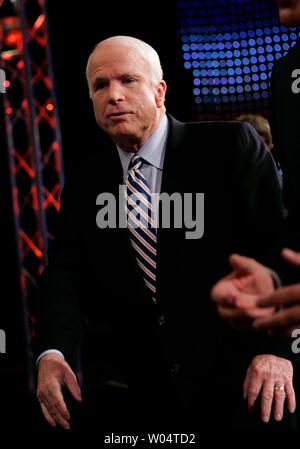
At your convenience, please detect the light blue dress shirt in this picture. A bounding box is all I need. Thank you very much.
[117,114,169,194]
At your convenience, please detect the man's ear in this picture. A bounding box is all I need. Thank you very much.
[155,80,167,108]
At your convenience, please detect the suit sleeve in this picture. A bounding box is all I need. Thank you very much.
[230,121,285,262]
[33,169,84,368]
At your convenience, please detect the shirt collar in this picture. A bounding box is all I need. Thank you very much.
[117,114,169,175]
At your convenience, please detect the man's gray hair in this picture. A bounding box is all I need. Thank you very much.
[86,35,164,85]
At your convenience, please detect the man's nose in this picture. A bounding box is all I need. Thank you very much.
[108,82,125,104]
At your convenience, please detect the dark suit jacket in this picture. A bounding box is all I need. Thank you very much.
[34,115,296,430]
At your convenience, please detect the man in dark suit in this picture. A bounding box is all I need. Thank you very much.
[34,35,297,434]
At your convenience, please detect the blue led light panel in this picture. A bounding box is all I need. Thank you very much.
[178,0,300,118]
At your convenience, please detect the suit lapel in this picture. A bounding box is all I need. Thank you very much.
[160,115,187,195]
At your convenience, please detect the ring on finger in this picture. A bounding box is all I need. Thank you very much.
[274,385,285,392]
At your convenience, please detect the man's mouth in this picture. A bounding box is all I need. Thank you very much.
[108,112,132,118]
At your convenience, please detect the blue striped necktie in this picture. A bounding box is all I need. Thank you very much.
[125,154,157,302]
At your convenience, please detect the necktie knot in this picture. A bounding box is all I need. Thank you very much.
[128,154,143,172]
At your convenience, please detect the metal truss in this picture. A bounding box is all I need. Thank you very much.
[0,0,64,373]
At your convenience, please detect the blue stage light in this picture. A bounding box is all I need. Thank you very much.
[178,0,300,116]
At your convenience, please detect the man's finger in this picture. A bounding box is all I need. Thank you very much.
[285,382,296,414]
[247,375,263,413]
[253,306,300,331]
[229,254,259,276]
[47,404,71,429]
[64,370,82,402]
[210,284,236,305]
[44,384,71,421]
[37,381,72,425]
[52,398,70,421]
[38,387,71,429]
[260,380,274,423]
[243,366,251,400]
[39,401,56,427]
[257,284,300,308]
[273,384,286,421]
[282,248,300,267]
[210,277,237,304]
[42,385,71,429]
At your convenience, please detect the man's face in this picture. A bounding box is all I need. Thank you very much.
[86,44,166,151]
[276,0,300,26]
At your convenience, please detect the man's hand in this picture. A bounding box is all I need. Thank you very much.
[36,353,82,429]
[254,249,300,337]
[243,354,296,423]
[210,254,275,329]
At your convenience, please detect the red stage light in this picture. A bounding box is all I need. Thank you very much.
[5,29,23,51]
[33,14,45,31]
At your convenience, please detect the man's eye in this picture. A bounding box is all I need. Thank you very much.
[94,82,106,91]
[124,78,135,84]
